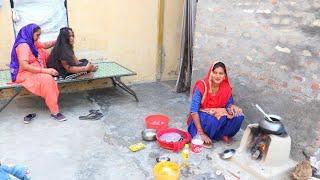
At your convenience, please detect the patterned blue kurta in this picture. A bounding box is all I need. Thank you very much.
[188,89,244,141]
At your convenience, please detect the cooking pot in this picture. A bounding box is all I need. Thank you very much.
[258,114,286,135]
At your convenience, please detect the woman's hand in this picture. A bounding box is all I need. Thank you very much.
[199,133,212,144]
[43,68,58,76]
[42,40,56,49]
[228,105,243,117]
[92,65,98,72]
[201,108,233,119]
[200,108,217,115]
[214,108,233,119]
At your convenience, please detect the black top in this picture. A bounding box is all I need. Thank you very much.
[48,58,88,78]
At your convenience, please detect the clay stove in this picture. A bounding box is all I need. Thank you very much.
[231,124,296,179]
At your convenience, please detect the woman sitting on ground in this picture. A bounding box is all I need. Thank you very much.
[187,61,244,145]
[47,27,97,78]
[10,23,67,122]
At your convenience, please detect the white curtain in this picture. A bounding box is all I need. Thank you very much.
[12,0,68,41]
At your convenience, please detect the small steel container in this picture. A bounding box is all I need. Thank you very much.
[141,129,157,141]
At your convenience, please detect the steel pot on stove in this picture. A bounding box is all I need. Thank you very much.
[258,114,286,135]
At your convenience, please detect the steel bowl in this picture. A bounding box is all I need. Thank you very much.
[219,149,236,160]
[156,155,171,162]
[142,129,157,141]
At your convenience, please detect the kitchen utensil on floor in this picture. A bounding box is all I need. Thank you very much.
[154,161,180,180]
[220,149,236,160]
[145,114,170,130]
[160,132,182,142]
[156,128,191,152]
[191,139,204,153]
[142,129,157,141]
[156,155,171,163]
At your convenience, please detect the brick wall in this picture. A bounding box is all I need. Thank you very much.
[192,0,320,160]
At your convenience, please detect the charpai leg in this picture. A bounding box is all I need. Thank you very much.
[111,77,116,87]
[0,87,22,112]
[112,77,139,102]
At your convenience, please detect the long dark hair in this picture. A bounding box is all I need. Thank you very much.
[47,27,75,69]
[212,61,227,75]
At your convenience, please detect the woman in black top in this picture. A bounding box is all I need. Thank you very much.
[47,27,97,78]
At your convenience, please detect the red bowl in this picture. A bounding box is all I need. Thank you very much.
[145,114,169,130]
[156,128,191,152]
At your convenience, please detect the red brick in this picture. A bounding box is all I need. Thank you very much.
[293,75,304,82]
[292,87,302,93]
[267,79,283,88]
[282,82,288,88]
[311,82,320,91]
[267,79,275,87]
[293,95,303,102]
[268,79,275,84]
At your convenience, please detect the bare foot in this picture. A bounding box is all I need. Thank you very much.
[223,136,233,145]
[203,141,213,149]
[92,66,98,72]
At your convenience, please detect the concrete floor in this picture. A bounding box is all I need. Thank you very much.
[0,81,289,180]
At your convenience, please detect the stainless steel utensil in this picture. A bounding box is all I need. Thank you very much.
[141,129,157,141]
[259,114,285,135]
[219,149,236,160]
[255,104,273,122]
[156,155,170,162]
